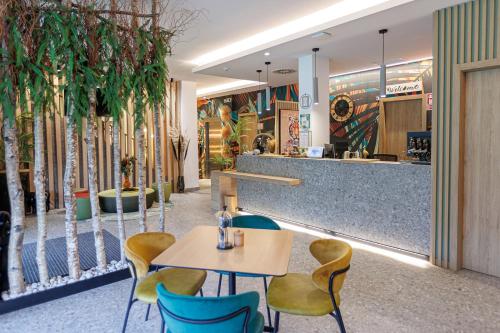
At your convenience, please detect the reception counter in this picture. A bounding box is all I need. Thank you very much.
[212,155,431,256]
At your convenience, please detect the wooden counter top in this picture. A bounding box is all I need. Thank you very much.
[213,170,301,186]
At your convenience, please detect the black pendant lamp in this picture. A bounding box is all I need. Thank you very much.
[312,47,319,105]
[265,61,271,111]
[256,69,263,115]
[379,29,388,98]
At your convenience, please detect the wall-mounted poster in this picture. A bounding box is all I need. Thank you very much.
[279,109,299,154]
[299,114,310,130]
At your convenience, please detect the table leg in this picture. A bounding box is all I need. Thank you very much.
[228,272,236,295]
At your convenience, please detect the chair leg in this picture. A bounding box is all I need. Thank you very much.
[145,304,151,321]
[160,318,165,333]
[263,277,272,327]
[199,288,204,297]
[273,311,280,333]
[122,279,138,333]
[332,308,346,333]
[217,273,223,297]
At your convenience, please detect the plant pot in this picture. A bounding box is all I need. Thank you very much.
[152,182,172,203]
[177,176,185,193]
[123,176,131,189]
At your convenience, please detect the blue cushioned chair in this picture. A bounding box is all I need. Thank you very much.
[157,283,265,333]
[216,215,280,326]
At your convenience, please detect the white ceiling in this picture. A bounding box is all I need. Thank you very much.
[164,0,343,89]
[164,0,466,95]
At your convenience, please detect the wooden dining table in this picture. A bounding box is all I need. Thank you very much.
[152,225,294,296]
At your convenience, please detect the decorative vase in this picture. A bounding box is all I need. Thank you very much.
[177,176,185,193]
[123,175,131,189]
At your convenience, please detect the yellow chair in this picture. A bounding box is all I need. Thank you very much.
[122,232,207,333]
[266,239,352,333]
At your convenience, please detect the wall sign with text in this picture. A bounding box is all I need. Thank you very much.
[386,81,423,96]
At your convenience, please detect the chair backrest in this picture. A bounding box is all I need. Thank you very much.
[157,283,260,333]
[310,239,352,294]
[124,232,176,279]
[232,215,280,230]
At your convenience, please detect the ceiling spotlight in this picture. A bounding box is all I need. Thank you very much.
[311,31,332,40]
[223,67,230,71]
[264,52,270,56]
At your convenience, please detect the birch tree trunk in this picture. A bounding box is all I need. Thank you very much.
[3,117,26,295]
[86,90,106,270]
[113,119,126,262]
[33,108,49,285]
[151,0,165,232]
[153,105,165,231]
[64,104,80,280]
[136,124,147,232]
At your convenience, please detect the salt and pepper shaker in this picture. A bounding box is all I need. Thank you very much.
[216,206,233,250]
[234,229,244,247]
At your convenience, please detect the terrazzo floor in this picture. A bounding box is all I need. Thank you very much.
[1,181,500,333]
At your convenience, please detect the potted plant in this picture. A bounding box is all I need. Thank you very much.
[210,156,234,171]
[120,156,136,190]
[225,118,248,169]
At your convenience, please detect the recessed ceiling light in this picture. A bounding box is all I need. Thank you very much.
[311,31,332,40]
[264,52,270,56]
[223,67,230,71]
[272,69,296,75]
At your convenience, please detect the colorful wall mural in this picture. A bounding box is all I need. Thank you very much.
[197,83,299,134]
[329,59,433,154]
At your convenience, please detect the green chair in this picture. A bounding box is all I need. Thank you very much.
[216,215,280,327]
[266,239,352,333]
[156,283,265,333]
[122,232,207,333]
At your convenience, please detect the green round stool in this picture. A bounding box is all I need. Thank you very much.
[152,182,172,203]
[98,188,155,213]
[75,189,92,220]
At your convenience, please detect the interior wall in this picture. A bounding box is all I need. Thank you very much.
[329,60,433,155]
[179,81,200,190]
[432,0,500,269]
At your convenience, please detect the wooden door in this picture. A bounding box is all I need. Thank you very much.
[383,99,423,157]
[462,68,500,277]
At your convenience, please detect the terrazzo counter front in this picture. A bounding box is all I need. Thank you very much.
[212,155,431,256]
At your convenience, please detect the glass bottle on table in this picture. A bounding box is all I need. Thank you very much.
[216,206,233,250]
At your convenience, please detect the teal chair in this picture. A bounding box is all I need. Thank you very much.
[216,215,280,327]
[157,283,265,333]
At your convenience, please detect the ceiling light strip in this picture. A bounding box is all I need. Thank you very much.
[330,56,433,78]
[192,0,415,70]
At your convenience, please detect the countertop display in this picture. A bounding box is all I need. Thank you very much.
[212,155,431,256]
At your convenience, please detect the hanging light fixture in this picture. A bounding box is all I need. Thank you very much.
[256,69,263,115]
[312,47,320,105]
[379,29,388,98]
[265,61,271,111]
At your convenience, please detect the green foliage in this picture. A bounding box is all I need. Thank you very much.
[210,156,233,171]
[0,1,175,137]
[226,117,248,147]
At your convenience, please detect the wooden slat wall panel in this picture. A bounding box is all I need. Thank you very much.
[0,81,179,209]
[432,0,499,269]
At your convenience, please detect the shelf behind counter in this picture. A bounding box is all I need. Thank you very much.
[211,154,431,256]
